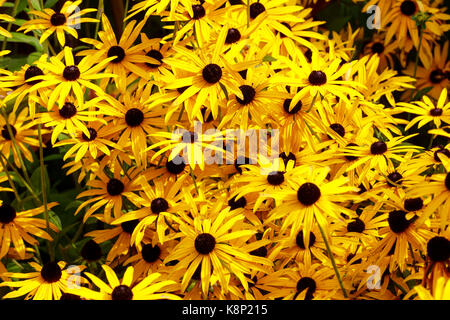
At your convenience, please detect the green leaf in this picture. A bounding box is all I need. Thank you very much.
[29,0,42,10]
[262,55,277,62]
[45,0,60,8]
[412,87,433,101]
[27,51,42,65]
[0,56,28,71]
[0,32,43,51]
[30,165,50,197]
[48,210,62,230]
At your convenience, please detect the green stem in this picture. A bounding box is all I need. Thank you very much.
[0,153,40,203]
[94,0,104,40]
[37,123,54,261]
[1,0,20,52]
[177,103,185,122]
[190,167,199,195]
[317,223,348,298]
[123,0,130,26]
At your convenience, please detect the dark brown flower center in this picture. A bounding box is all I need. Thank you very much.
[280,152,296,166]
[81,128,97,141]
[166,156,186,174]
[296,231,316,249]
[404,197,423,212]
[202,64,222,84]
[59,102,77,119]
[434,147,450,162]
[427,236,450,262]
[267,171,285,186]
[250,2,265,19]
[63,65,80,81]
[445,172,450,191]
[1,124,17,140]
[329,123,345,137]
[387,171,403,187]
[347,218,365,233]
[81,240,102,262]
[236,85,256,105]
[283,99,302,114]
[24,66,44,85]
[142,244,161,263]
[191,4,206,19]
[0,203,16,224]
[195,233,216,254]
[297,183,321,206]
[121,219,139,234]
[400,1,417,16]
[40,262,62,283]
[225,28,241,44]
[371,42,384,54]
[344,143,358,161]
[50,13,67,26]
[429,69,445,84]
[388,210,411,234]
[112,285,133,300]
[370,141,387,155]
[151,198,169,214]
[308,71,327,85]
[228,195,247,210]
[146,49,163,68]
[107,178,124,196]
[182,131,198,143]
[125,108,144,127]
[429,108,443,117]
[296,277,316,300]
[107,46,126,63]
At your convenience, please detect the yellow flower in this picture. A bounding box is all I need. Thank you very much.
[18,0,98,46]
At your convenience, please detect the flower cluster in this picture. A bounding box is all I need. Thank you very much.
[0,0,449,300]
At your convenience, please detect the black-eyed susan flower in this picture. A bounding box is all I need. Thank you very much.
[148,124,226,170]
[31,46,115,108]
[18,0,98,47]
[0,55,51,116]
[273,52,364,105]
[412,41,449,99]
[0,201,58,259]
[219,64,283,130]
[267,261,341,300]
[398,88,450,130]
[0,261,84,300]
[342,134,422,176]
[112,175,189,244]
[53,119,120,162]
[68,265,180,300]
[267,165,358,244]
[99,85,168,167]
[0,108,43,168]
[79,14,159,90]
[164,198,271,297]
[162,40,245,120]
[36,95,103,145]
[75,164,141,223]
